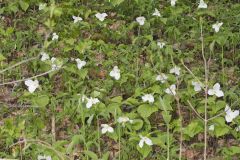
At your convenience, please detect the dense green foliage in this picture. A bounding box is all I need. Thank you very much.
[0,0,240,159]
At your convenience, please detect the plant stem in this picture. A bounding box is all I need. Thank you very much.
[200,19,208,160]
[97,115,101,157]
[176,77,182,160]
[79,98,88,160]
[118,125,121,160]
[167,124,170,160]
[221,46,224,83]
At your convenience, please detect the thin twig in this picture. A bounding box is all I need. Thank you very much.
[0,70,54,86]
[0,56,39,74]
[187,100,205,121]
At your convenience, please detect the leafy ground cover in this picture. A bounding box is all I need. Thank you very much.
[0,0,240,159]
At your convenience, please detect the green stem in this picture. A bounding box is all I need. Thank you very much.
[221,46,224,83]
[167,124,170,160]
[79,98,88,160]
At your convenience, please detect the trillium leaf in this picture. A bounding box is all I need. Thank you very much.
[32,95,49,107]
[132,119,143,130]
[137,104,158,118]
[19,1,29,11]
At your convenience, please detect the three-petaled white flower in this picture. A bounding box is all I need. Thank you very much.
[40,52,49,61]
[157,42,166,48]
[95,13,108,21]
[25,79,39,93]
[209,125,215,131]
[39,3,47,11]
[51,57,61,70]
[52,32,59,41]
[142,94,154,103]
[75,58,86,70]
[165,84,176,95]
[139,135,153,148]
[192,81,203,92]
[225,105,239,123]
[118,117,133,124]
[136,16,146,26]
[72,16,83,23]
[198,0,207,9]
[152,8,161,17]
[85,97,100,109]
[170,66,180,76]
[170,0,177,6]
[38,155,51,160]
[212,22,223,33]
[207,83,224,97]
[156,73,168,83]
[101,124,114,134]
[110,66,120,80]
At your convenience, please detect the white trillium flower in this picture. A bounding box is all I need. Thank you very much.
[165,84,176,95]
[142,94,154,103]
[192,81,203,92]
[40,52,49,61]
[38,155,52,160]
[86,97,100,109]
[209,125,215,131]
[52,32,59,41]
[152,8,161,17]
[198,0,207,9]
[25,79,39,93]
[156,73,168,83]
[51,57,61,70]
[136,16,146,26]
[75,58,86,70]
[72,16,83,23]
[118,117,133,124]
[95,13,108,21]
[110,66,120,80]
[170,66,180,76]
[38,155,51,160]
[101,124,114,134]
[139,135,153,148]
[207,83,224,97]
[157,42,166,48]
[39,3,47,11]
[212,22,223,33]
[225,105,239,123]
[170,0,177,6]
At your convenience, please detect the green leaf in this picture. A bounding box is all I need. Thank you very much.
[132,119,143,130]
[84,150,98,160]
[32,95,49,107]
[183,120,203,138]
[19,1,29,11]
[137,104,158,118]
[0,54,6,61]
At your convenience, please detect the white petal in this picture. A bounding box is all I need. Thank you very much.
[101,127,108,134]
[225,114,233,123]
[207,89,215,95]
[107,127,114,133]
[215,90,224,97]
[145,138,153,146]
[139,139,144,148]
[213,83,221,90]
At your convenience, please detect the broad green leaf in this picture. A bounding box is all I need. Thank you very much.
[137,104,158,118]
[19,1,29,11]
